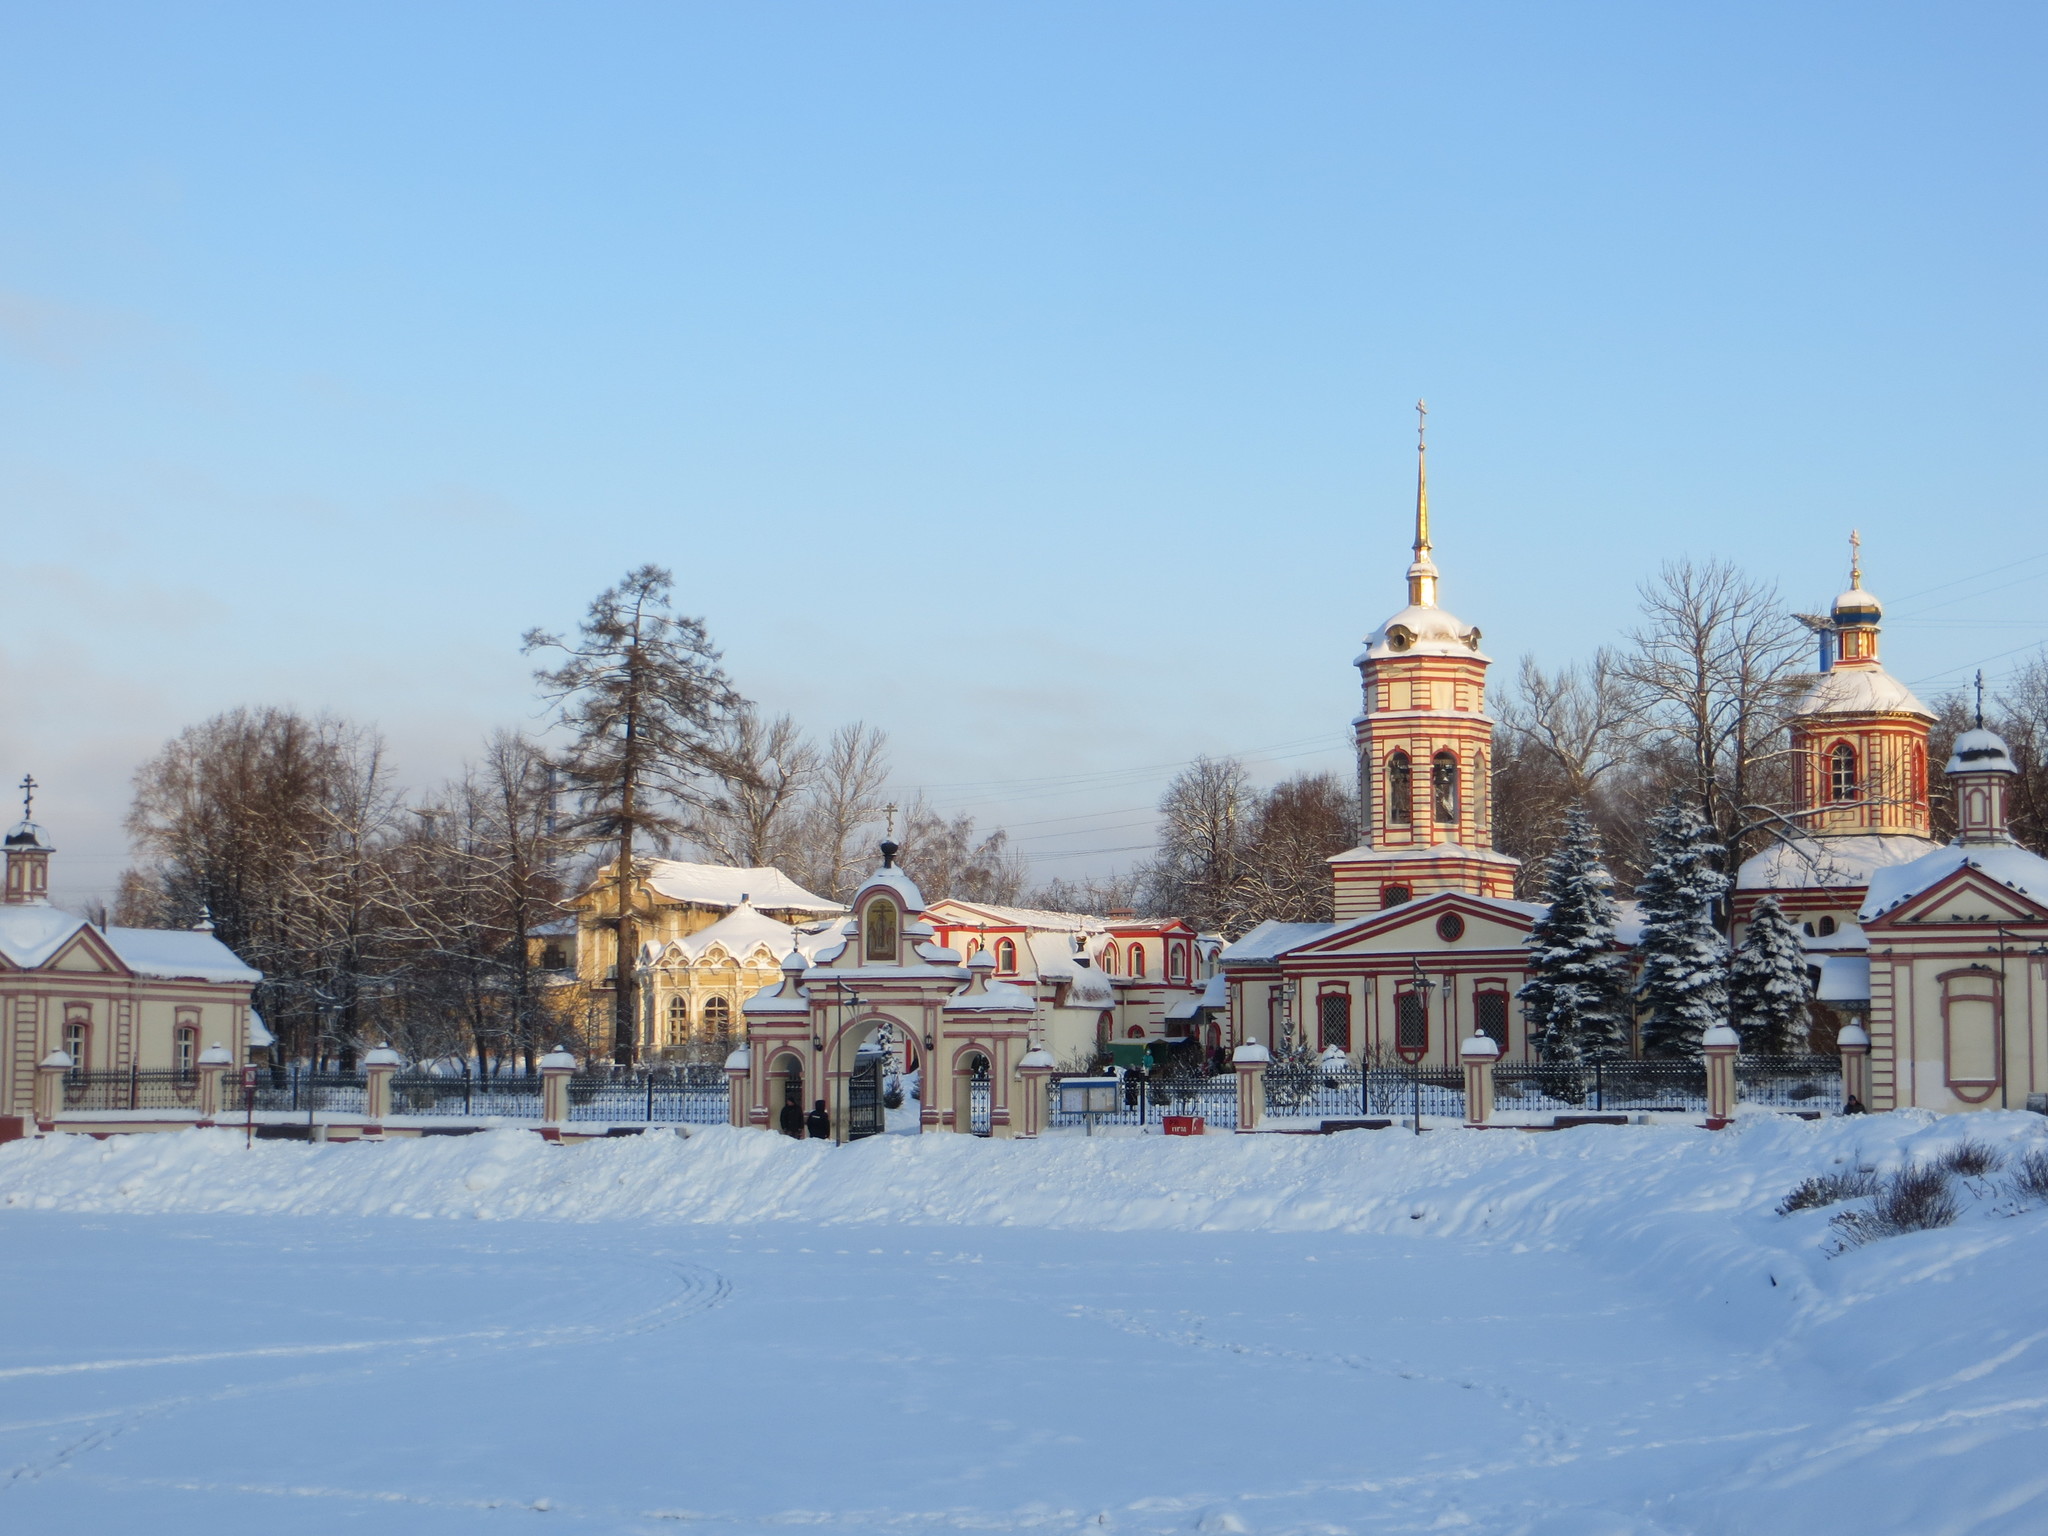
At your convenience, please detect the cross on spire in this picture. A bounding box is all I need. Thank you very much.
[1975,669,1986,731]
[1849,528,1863,589]
[18,773,35,823]
[1413,399,1431,557]
[884,801,898,839]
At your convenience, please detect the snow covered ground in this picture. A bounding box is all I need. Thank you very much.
[4,1112,2048,1534]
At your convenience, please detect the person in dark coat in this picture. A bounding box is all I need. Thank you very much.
[805,1099,831,1140]
[779,1098,804,1137]
[1842,1094,1867,1115]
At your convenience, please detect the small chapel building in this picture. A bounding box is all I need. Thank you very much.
[0,807,263,1125]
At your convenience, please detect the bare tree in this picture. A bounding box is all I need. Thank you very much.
[1493,652,1639,897]
[692,706,819,868]
[1024,872,1144,916]
[525,566,742,1064]
[1140,756,1255,935]
[1235,771,1358,923]
[788,722,891,900]
[897,796,1025,905]
[1613,560,1811,869]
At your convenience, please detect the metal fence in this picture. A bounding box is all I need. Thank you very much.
[1264,1064,1466,1122]
[1047,1072,1241,1130]
[566,1068,729,1125]
[1491,1055,1842,1115]
[59,1068,202,1111]
[1736,1055,1842,1109]
[249,1070,369,1116]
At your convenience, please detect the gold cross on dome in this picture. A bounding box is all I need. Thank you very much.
[1849,528,1862,587]
[18,773,34,821]
[1416,398,1427,451]
[884,802,898,839]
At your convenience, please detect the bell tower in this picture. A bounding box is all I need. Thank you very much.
[1332,406,1517,919]
[3,774,52,907]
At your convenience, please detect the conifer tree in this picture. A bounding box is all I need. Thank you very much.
[1728,894,1811,1054]
[1633,792,1730,1057]
[1518,804,1631,1062]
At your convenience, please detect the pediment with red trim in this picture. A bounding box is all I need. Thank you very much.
[1287,890,1541,959]
[1862,862,2048,931]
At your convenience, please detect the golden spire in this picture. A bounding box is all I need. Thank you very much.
[1406,399,1439,607]
[1849,527,1862,589]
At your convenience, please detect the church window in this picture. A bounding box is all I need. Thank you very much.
[1317,992,1351,1052]
[1941,971,2001,1093]
[667,996,688,1036]
[1395,988,1428,1061]
[1128,944,1145,978]
[1101,943,1119,974]
[1386,752,1412,824]
[1817,916,1837,936]
[1436,912,1465,942]
[1168,945,1187,982]
[63,1018,88,1070]
[174,1026,197,1075]
[1433,751,1459,823]
[1830,743,1858,802]
[864,899,898,961]
[1474,752,1489,833]
[1475,989,1510,1050]
[541,944,566,971]
[995,938,1018,973]
[1382,884,1411,908]
[703,995,732,1035]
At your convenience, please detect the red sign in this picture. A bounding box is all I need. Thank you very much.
[1162,1115,1204,1136]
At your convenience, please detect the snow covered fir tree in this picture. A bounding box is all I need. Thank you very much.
[1517,805,1630,1063]
[1727,895,1813,1054]
[1632,794,1731,1058]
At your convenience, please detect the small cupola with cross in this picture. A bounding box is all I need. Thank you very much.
[4,774,54,906]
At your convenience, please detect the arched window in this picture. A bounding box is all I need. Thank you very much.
[1433,751,1459,823]
[174,1026,198,1075]
[1395,988,1428,1061]
[964,938,982,960]
[1127,944,1145,978]
[995,938,1017,973]
[63,1018,88,1070]
[1317,992,1351,1052]
[1817,916,1838,937]
[703,995,732,1034]
[667,995,689,1036]
[1101,943,1119,973]
[1167,945,1187,982]
[1474,988,1509,1050]
[864,899,899,961]
[1386,751,1412,824]
[1830,742,1858,802]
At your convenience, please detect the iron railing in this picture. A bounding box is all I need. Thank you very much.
[1264,1063,1466,1121]
[1736,1055,1842,1109]
[59,1068,201,1111]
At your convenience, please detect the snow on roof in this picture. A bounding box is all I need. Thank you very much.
[1326,842,1521,868]
[1817,955,1870,1004]
[1792,664,1930,720]
[641,860,846,915]
[103,926,262,984]
[0,905,90,969]
[1022,932,1116,1005]
[1737,833,1942,893]
[945,977,1037,1013]
[1357,603,1490,663]
[855,865,927,913]
[1219,920,1340,964]
[1165,972,1229,1020]
[926,899,1095,932]
[248,1009,276,1048]
[671,900,795,962]
[1948,728,2018,776]
[1860,842,2048,922]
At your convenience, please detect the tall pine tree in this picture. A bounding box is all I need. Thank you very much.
[1728,894,1812,1054]
[1518,805,1631,1063]
[1633,792,1730,1058]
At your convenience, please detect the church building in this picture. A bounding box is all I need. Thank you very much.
[1221,411,1544,1067]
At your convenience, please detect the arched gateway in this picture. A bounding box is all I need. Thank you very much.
[738,843,1041,1141]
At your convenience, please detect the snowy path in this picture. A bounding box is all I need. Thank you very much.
[4,1115,2048,1532]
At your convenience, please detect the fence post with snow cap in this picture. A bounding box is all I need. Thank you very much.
[1836,1022,1870,1110]
[1232,1041,1269,1134]
[724,1045,751,1129]
[34,1049,71,1130]
[1461,1033,1500,1126]
[361,1045,402,1130]
[196,1043,233,1124]
[539,1046,577,1132]
[1702,1024,1739,1128]
[1015,1048,1054,1138]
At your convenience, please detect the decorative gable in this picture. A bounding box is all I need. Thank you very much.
[48,929,127,975]
[1290,892,1536,958]
[1866,866,2048,930]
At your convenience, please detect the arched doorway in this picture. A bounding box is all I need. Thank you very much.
[848,1035,889,1141]
[770,1051,806,1137]
[953,1050,992,1137]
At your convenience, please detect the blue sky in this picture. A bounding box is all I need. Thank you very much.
[2,1,2043,903]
